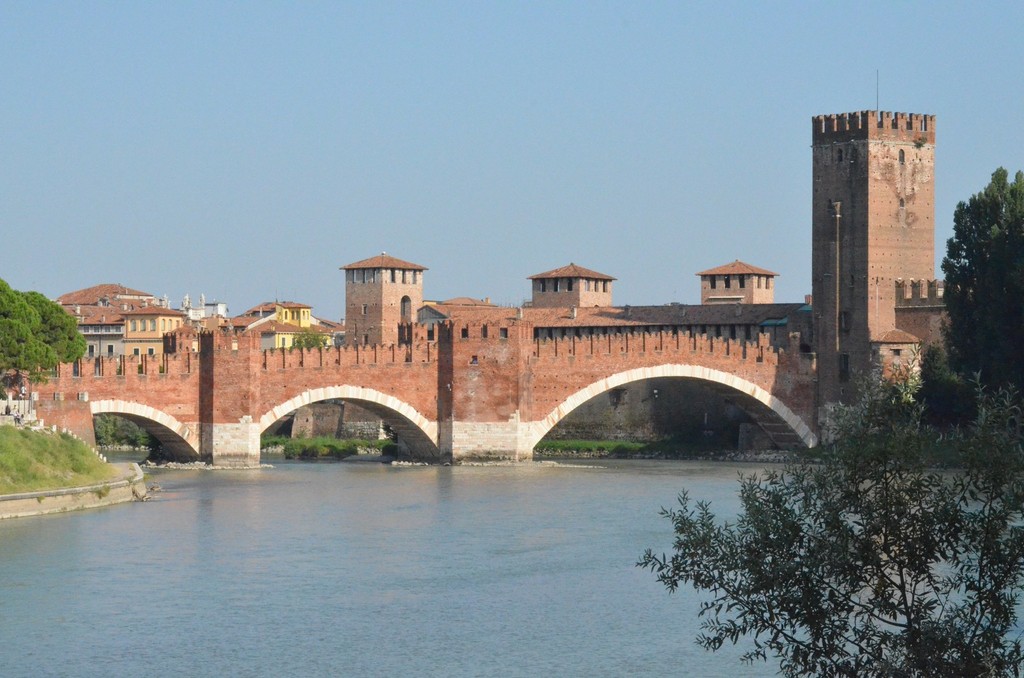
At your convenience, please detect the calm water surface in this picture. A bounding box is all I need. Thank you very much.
[0,458,779,677]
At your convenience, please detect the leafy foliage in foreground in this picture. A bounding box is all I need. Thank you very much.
[639,376,1024,677]
[0,425,118,493]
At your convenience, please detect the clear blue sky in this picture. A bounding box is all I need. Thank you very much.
[3,2,1022,321]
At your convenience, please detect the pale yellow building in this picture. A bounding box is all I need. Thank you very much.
[122,307,187,357]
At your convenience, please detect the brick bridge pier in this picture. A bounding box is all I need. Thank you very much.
[34,321,817,466]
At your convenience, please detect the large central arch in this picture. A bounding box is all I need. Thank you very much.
[526,365,817,451]
[257,385,439,459]
[90,399,200,459]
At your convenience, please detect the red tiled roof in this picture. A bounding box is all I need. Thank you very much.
[119,306,186,317]
[696,260,779,277]
[439,297,495,306]
[342,253,428,271]
[528,263,615,281]
[876,329,921,344]
[435,302,806,329]
[57,283,153,305]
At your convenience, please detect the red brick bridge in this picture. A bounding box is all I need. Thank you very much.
[33,320,817,466]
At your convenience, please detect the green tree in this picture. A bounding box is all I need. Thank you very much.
[640,375,1024,677]
[1,278,86,383]
[942,168,1024,390]
[917,343,975,429]
[292,329,329,349]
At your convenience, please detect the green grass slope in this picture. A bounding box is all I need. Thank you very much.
[0,425,120,494]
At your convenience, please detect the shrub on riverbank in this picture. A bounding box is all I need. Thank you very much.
[262,435,398,460]
[0,425,119,494]
[534,433,752,459]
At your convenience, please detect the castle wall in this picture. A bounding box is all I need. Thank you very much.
[345,270,423,346]
[812,111,935,404]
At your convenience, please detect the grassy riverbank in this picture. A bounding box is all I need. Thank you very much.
[534,435,756,459]
[261,435,399,460]
[0,425,120,494]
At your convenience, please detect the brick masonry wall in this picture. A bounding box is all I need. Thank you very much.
[812,111,935,405]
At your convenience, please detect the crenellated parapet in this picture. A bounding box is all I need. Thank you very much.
[894,279,945,306]
[532,329,781,364]
[812,110,935,145]
[258,341,437,369]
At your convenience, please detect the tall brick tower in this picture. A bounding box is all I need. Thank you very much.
[342,253,427,346]
[811,111,936,405]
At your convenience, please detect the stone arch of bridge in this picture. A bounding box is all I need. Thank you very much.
[90,399,200,460]
[257,386,440,460]
[526,365,818,450]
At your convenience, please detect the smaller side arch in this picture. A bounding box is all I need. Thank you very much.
[90,399,200,458]
[526,365,817,451]
[258,385,439,456]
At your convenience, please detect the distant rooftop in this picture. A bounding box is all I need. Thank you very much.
[528,263,616,281]
[696,260,778,277]
[341,252,428,271]
[57,283,154,306]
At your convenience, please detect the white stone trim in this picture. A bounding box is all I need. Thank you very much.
[525,364,817,449]
[257,386,438,445]
[90,399,200,453]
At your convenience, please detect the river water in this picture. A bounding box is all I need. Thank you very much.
[0,458,779,677]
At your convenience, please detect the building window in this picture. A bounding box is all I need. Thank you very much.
[739,276,745,289]
[461,327,469,339]
[839,353,850,381]
[554,279,560,292]
[500,328,508,339]
[148,348,155,356]
[133,348,140,356]
[724,275,731,289]
[481,325,488,338]
[130,320,137,332]
[899,149,905,164]
[150,319,156,331]
[710,276,717,290]
[361,304,368,315]
[585,280,591,291]
[107,345,114,356]
[899,198,905,209]
[837,148,843,163]
[427,327,435,341]
[402,270,407,284]
[567,279,574,292]
[391,269,396,283]
[602,281,608,292]
[88,345,95,356]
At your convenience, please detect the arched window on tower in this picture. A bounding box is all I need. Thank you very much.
[899,149,906,165]
[837,148,843,163]
[899,198,905,209]
[401,296,412,322]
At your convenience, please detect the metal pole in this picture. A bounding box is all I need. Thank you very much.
[831,201,842,354]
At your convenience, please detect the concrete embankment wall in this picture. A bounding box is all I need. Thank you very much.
[0,463,147,520]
